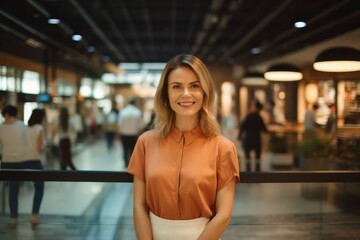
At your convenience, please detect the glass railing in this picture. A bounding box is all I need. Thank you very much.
[0,170,359,240]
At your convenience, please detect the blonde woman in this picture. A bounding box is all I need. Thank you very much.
[127,54,240,239]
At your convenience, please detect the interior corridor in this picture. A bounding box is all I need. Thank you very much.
[0,137,359,239]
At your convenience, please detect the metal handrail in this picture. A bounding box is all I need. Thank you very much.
[0,170,359,183]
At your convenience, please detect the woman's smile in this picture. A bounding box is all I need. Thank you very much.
[168,67,204,119]
[178,101,196,107]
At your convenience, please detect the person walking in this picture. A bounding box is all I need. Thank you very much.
[53,107,77,170]
[304,103,319,139]
[238,100,268,172]
[127,54,240,240]
[104,107,118,151]
[117,97,142,167]
[325,103,336,136]
[0,105,44,229]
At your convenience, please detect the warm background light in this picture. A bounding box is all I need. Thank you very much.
[313,61,360,72]
[265,71,303,81]
[304,83,319,104]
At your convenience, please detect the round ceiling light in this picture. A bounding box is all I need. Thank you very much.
[241,72,268,86]
[264,64,303,81]
[313,47,360,72]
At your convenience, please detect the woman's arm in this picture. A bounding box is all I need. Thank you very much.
[198,179,236,240]
[37,128,45,153]
[133,176,153,240]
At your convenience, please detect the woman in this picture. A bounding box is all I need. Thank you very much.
[127,54,240,239]
[0,106,45,229]
[54,107,77,170]
[26,108,46,228]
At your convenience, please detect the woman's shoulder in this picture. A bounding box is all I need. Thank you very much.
[212,134,236,149]
[139,129,158,140]
[12,120,26,129]
[26,124,42,134]
[33,124,44,131]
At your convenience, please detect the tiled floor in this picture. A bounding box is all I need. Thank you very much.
[1,137,359,239]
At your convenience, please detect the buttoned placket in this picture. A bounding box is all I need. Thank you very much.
[176,133,185,217]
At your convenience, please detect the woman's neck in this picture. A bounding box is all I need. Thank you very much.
[174,115,199,132]
[5,117,17,124]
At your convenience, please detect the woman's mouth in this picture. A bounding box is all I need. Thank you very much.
[178,101,195,107]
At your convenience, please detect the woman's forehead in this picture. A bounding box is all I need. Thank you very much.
[168,67,198,83]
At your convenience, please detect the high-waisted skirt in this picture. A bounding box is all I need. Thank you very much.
[150,212,210,240]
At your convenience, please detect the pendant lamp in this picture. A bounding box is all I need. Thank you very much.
[264,63,303,81]
[313,47,360,72]
[241,72,268,86]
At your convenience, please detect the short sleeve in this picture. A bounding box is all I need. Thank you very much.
[217,137,240,190]
[127,135,146,182]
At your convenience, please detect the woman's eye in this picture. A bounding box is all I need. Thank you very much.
[191,83,200,89]
[172,85,181,89]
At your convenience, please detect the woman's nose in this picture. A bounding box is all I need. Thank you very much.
[182,87,191,96]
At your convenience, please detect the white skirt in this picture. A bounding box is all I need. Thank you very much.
[150,212,210,240]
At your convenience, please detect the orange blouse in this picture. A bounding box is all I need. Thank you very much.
[127,126,240,220]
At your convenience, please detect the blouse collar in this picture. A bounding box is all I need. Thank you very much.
[169,126,205,146]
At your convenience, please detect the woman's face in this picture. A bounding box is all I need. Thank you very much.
[167,67,204,119]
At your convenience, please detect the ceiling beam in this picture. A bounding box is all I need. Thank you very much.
[235,0,354,64]
[183,0,200,53]
[247,9,360,66]
[95,0,136,61]
[0,8,103,76]
[143,0,156,59]
[69,0,126,62]
[118,0,145,61]
[190,0,223,55]
[216,0,294,63]
[26,0,75,39]
[201,0,244,58]
[171,0,177,48]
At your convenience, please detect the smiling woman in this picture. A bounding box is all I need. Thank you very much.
[168,67,204,129]
[127,54,240,240]
[153,54,220,139]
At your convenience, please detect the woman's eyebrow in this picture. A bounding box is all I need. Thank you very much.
[169,81,182,85]
[169,80,200,85]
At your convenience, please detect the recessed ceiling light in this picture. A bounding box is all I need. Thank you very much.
[294,21,306,28]
[250,47,261,54]
[72,34,82,41]
[87,46,96,53]
[48,18,60,24]
[211,15,218,24]
[103,56,110,62]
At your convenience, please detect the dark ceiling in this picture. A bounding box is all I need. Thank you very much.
[1,0,360,72]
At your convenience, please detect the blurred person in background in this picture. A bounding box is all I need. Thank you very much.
[96,107,105,137]
[0,105,44,229]
[104,107,119,151]
[221,111,238,144]
[325,103,337,136]
[25,108,46,228]
[72,112,84,143]
[238,100,268,172]
[117,97,143,167]
[53,107,77,170]
[304,103,319,139]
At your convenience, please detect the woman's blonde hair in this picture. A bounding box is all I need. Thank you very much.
[154,54,220,138]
